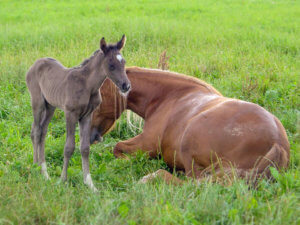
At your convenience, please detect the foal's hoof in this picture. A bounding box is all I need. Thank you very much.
[42,172,50,180]
[55,179,65,186]
[85,183,98,193]
[40,162,50,180]
[89,185,98,193]
[60,174,68,183]
[84,174,98,193]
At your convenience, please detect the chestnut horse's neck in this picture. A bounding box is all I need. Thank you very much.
[124,67,222,118]
[96,67,222,136]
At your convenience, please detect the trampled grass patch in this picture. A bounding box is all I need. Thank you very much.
[0,0,299,224]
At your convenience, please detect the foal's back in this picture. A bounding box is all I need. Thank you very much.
[27,57,67,81]
[26,57,76,109]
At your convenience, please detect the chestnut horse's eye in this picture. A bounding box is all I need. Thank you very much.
[109,64,115,71]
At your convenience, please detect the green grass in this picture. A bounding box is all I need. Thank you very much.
[0,0,299,224]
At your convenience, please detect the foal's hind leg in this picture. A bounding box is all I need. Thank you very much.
[30,93,46,164]
[79,115,97,192]
[38,103,56,179]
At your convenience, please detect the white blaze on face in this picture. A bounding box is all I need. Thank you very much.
[116,54,123,63]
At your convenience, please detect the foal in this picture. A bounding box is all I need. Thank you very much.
[26,35,130,191]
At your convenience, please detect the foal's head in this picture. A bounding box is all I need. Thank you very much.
[100,35,131,94]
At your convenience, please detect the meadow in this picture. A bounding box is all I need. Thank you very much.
[0,0,299,224]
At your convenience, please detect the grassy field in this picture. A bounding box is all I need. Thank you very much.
[0,0,299,224]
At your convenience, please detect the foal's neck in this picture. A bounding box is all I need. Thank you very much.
[81,51,106,93]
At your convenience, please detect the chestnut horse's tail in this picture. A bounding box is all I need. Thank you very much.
[202,143,290,184]
[249,143,289,179]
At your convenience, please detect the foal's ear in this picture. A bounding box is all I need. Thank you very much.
[100,37,108,54]
[117,34,126,50]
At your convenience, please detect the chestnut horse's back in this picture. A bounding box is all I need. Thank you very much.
[179,98,290,179]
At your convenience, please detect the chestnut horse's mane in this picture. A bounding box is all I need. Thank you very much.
[126,67,222,96]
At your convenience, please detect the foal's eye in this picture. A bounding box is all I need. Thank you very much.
[109,64,115,71]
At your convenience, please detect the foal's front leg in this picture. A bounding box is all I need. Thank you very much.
[79,115,97,192]
[61,111,77,182]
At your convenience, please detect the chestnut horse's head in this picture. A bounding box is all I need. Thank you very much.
[90,79,127,144]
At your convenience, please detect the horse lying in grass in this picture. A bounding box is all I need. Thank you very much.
[91,67,290,184]
[26,35,130,191]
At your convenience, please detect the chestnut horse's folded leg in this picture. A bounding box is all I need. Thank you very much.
[79,116,97,192]
[113,133,158,158]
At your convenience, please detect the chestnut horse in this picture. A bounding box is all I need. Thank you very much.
[91,67,289,184]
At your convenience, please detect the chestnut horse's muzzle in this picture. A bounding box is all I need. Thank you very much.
[90,127,103,144]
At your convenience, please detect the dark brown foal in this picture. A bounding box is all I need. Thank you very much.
[26,35,131,191]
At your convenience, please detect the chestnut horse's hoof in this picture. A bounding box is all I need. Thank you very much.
[139,169,183,185]
[113,145,129,160]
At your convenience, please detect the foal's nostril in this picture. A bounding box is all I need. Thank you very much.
[122,83,130,92]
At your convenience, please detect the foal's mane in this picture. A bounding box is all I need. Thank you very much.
[126,67,222,96]
[73,43,120,69]
[73,49,101,69]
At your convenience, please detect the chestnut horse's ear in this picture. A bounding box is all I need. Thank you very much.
[117,34,126,50]
[100,37,108,54]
